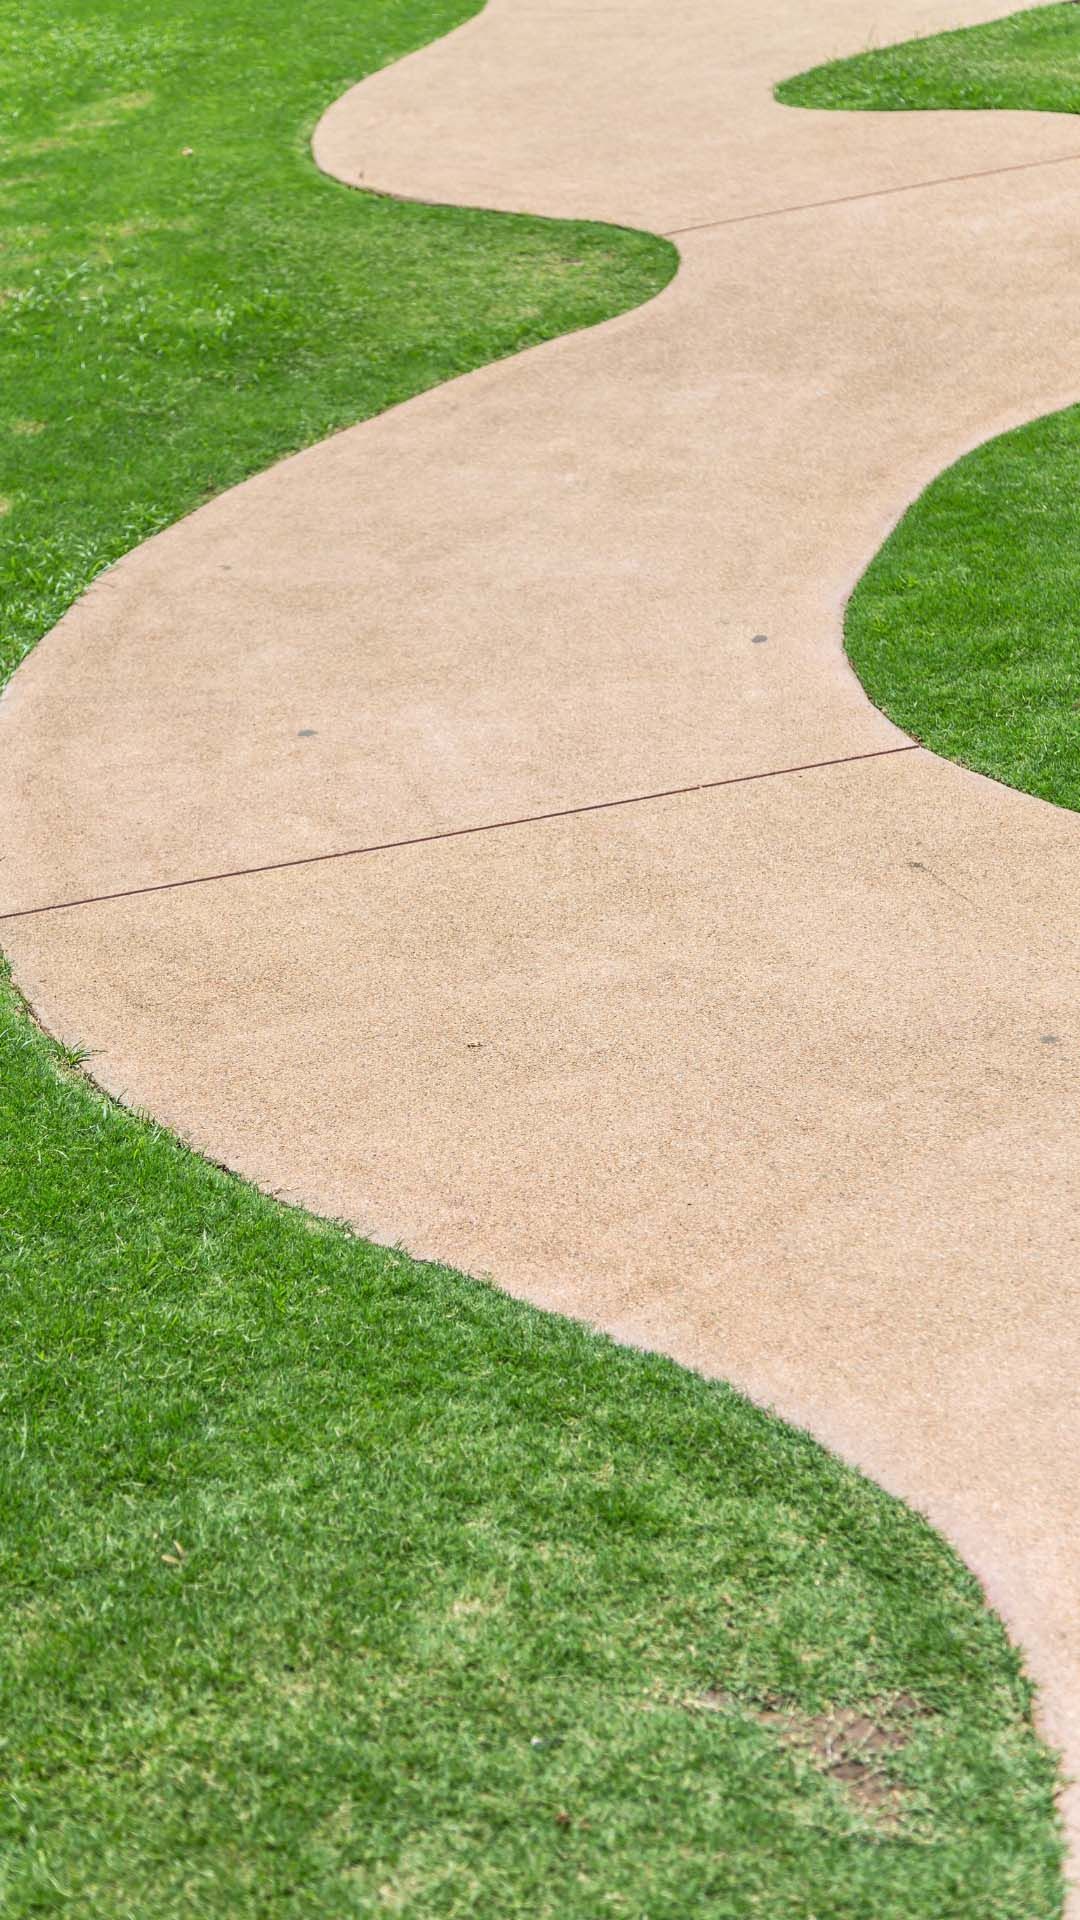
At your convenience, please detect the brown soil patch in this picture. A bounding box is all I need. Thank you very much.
[694,1690,934,1827]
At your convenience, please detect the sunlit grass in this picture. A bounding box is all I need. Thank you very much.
[0,1,1066,1912]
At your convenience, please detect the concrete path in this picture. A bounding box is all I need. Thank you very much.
[3,0,1080,1891]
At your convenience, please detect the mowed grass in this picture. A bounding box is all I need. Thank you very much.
[0,0,1066,1914]
[0,0,670,685]
[1,993,1068,1917]
[778,3,1080,811]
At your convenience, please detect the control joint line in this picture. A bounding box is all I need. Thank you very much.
[0,742,921,924]
[663,149,1080,238]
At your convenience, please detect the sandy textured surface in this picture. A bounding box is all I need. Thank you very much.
[3,0,1080,1895]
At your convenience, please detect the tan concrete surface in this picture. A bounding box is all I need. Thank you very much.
[3,0,1080,1895]
[315,0,1080,229]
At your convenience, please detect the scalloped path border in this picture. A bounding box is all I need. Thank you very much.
[3,0,1080,1894]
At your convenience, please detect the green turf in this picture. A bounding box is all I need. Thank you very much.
[0,0,1066,1913]
[0,0,671,685]
[778,3,1080,810]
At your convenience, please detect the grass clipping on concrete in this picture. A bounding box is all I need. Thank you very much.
[779,2,1080,813]
[0,0,1066,1914]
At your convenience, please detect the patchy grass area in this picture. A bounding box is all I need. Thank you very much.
[1,978,1067,1916]
[0,0,1066,1914]
[779,3,1080,810]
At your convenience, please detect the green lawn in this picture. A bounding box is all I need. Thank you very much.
[778,2,1080,811]
[0,1,1066,1914]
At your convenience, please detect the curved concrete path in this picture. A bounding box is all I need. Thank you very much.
[3,0,1080,1891]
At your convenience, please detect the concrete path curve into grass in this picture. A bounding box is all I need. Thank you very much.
[4,0,1080,1898]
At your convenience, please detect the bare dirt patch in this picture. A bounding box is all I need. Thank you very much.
[693,1689,933,1828]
